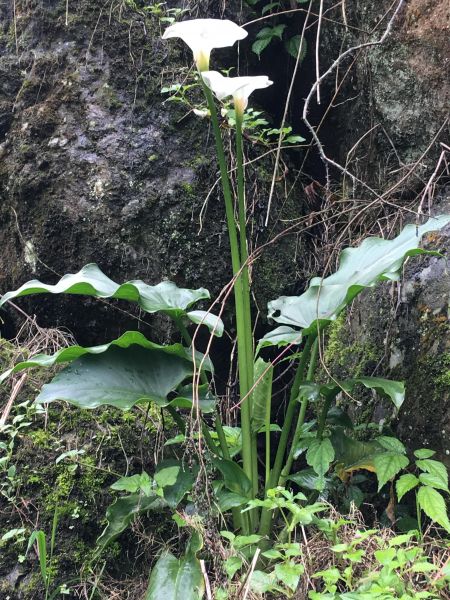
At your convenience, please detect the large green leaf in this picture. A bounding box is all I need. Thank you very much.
[145,533,205,600]
[0,263,223,334]
[268,216,450,333]
[36,346,192,410]
[251,358,273,433]
[0,331,212,385]
[97,493,164,549]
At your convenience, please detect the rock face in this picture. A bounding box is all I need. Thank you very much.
[327,0,449,181]
[0,0,303,344]
[323,202,450,463]
[316,0,450,460]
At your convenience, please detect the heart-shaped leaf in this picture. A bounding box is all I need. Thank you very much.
[299,377,405,411]
[268,216,450,333]
[212,458,252,497]
[36,346,192,410]
[171,384,216,414]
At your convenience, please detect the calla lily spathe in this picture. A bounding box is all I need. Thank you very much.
[162,19,248,72]
[201,70,273,114]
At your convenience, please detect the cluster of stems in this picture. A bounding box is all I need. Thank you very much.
[199,82,319,536]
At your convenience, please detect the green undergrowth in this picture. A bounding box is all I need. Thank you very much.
[0,339,175,599]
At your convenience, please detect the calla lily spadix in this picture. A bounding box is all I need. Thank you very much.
[162,19,248,72]
[201,70,273,115]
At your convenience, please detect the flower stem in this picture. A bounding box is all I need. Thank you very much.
[235,109,257,499]
[202,83,255,510]
[279,337,319,486]
[258,335,315,537]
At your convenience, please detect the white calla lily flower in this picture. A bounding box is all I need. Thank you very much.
[201,70,273,114]
[162,19,248,72]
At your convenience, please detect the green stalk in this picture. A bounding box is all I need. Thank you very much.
[235,109,257,498]
[279,337,319,485]
[258,335,315,537]
[317,397,333,440]
[173,317,228,459]
[202,83,254,507]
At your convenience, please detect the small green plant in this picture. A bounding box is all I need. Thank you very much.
[396,448,450,535]
[309,528,450,599]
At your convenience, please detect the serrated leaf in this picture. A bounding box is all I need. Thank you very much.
[416,459,448,489]
[284,35,307,61]
[414,449,435,459]
[261,2,280,15]
[306,438,335,476]
[252,37,271,58]
[268,216,450,334]
[419,472,449,492]
[224,556,242,579]
[409,562,438,573]
[251,358,273,433]
[376,436,406,454]
[0,263,210,320]
[396,474,419,501]
[417,486,450,532]
[36,346,192,410]
[274,560,304,592]
[373,452,409,491]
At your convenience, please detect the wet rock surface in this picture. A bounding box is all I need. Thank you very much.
[0,0,302,344]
